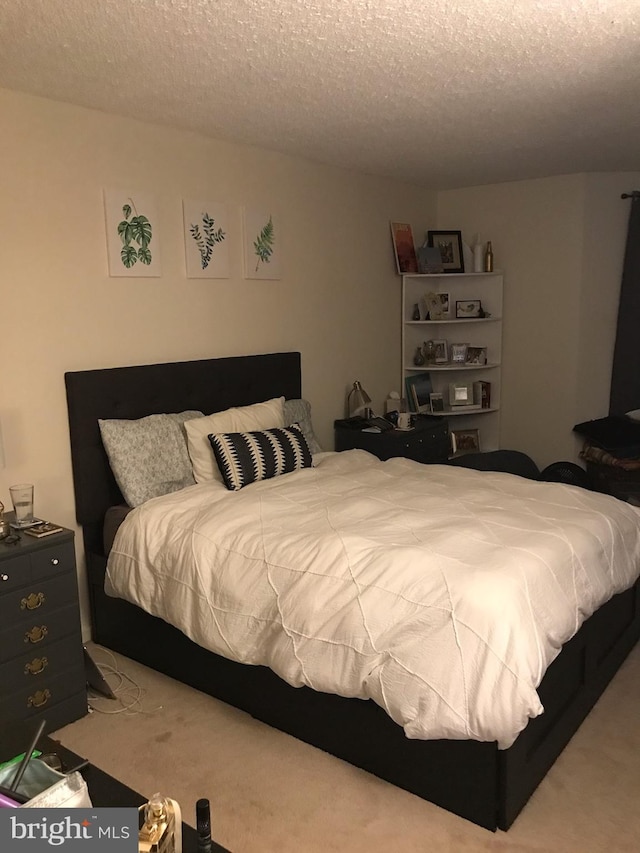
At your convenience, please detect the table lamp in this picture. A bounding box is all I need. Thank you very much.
[348,381,372,418]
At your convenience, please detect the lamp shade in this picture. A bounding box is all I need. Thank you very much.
[347,381,371,417]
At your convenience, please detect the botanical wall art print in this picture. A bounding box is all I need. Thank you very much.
[243,208,281,280]
[103,189,161,277]
[183,200,230,278]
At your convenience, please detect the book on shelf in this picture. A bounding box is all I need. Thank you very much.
[474,380,491,408]
[23,522,63,538]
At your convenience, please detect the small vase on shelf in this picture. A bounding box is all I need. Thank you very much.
[412,303,421,320]
[413,346,426,367]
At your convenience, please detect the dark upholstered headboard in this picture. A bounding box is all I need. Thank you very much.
[65,352,302,553]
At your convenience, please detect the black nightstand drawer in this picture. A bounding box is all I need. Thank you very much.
[0,603,82,664]
[0,572,79,629]
[0,665,86,725]
[0,554,32,592]
[30,541,76,580]
[0,634,84,691]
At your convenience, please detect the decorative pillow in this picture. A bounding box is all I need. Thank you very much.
[184,397,285,483]
[283,398,323,454]
[209,423,313,491]
[99,411,203,508]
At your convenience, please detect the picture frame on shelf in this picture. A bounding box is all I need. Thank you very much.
[450,342,468,364]
[427,230,465,273]
[390,222,419,274]
[417,245,444,274]
[429,392,445,413]
[451,428,481,456]
[448,379,478,408]
[423,291,450,320]
[433,340,449,364]
[405,372,433,413]
[455,299,483,319]
[465,346,488,365]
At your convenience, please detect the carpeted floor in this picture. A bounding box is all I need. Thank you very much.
[53,642,640,852]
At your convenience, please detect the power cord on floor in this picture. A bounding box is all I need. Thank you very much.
[86,647,163,716]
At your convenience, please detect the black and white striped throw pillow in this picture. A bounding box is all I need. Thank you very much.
[209,423,313,491]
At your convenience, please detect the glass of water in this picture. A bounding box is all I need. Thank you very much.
[9,483,35,527]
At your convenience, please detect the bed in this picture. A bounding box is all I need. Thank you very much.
[64,351,640,831]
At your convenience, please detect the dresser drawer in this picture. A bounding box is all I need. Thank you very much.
[0,634,84,692]
[0,554,32,593]
[0,664,86,726]
[0,603,82,664]
[30,541,76,581]
[0,572,79,629]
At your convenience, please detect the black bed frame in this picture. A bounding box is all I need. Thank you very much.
[64,351,640,831]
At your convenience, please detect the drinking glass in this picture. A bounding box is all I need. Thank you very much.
[9,483,34,526]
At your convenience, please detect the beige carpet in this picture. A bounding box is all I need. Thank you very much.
[53,643,640,852]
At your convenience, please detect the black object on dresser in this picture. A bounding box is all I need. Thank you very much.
[0,522,87,734]
[334,415,450,463]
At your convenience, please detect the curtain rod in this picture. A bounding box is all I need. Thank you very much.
[621,191,640,199]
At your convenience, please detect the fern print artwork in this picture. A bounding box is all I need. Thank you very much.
[104,189,161,277]
[243,208,281,279]
[183,200,230,278]
[253,215,274,271]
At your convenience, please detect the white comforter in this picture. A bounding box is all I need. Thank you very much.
[106,450,640,748]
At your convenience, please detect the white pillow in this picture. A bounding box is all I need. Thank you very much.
[185,396,285,483]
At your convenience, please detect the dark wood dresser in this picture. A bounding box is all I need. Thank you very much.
[0,523,87,733]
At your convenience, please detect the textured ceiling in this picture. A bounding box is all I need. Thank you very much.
[1,0,640,189]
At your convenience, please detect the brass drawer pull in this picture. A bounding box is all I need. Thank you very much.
[27,689,51,708]
[21,592,46,611]
[24,625,48,644]
[24,656,48,676]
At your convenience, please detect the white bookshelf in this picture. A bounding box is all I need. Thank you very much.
[401,271,503,452]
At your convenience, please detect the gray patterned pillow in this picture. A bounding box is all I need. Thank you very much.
[283,399,322,454]
[99,411,203,507]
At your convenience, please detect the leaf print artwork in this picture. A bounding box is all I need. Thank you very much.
[243,207,281,279]
[117,199,153,268]
[104,189,161,277]
[253,216,275,272]
[189,213,226,269]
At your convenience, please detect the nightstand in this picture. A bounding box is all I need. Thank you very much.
[334,416,450,464]
[0,520,87,734]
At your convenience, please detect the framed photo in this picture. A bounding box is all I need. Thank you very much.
[390,222,419,274]
[451,428,481,456]
[427,230,465,273]
[465,346,488,365]
[450,342,468,364]
[448,380,476,408]
[429,392,445,413]
[417,245,444,274]
[423,291,450,320]
[433,340,449,364]
[405,372,433,413]
[456,299,483,319]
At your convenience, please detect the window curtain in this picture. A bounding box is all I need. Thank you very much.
[609,192,640,415]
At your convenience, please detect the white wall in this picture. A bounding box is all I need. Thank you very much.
[0,88,435,637]
[437,172,640,468]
